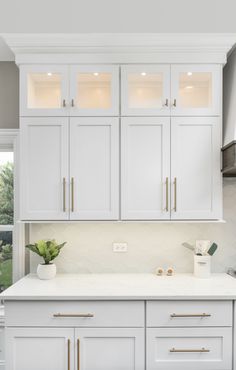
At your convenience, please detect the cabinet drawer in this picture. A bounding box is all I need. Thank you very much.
[5,301,144,327]
[147,301,232,327]
[147,327,232,370]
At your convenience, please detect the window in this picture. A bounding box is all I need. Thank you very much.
[0,151,14,292]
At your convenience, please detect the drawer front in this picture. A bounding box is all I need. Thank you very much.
[147,301,232,327]
[147,327,232,370]
[5,301,144,327]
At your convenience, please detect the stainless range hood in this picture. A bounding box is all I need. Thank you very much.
[223,45,236,177]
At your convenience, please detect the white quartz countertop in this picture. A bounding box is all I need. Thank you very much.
[1,273,236,301]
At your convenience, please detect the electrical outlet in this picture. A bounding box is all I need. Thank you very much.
[113,243,128,252]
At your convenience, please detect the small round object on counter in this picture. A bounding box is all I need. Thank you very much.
[155,267,164,276]
[166,267,174,276]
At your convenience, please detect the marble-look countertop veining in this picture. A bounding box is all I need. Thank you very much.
[1,273,236,301]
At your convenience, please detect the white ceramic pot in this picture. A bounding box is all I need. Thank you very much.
[37,263,56,280]
[194,255,211,278]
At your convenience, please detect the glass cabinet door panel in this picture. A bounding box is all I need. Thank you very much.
[121,65,170,115]
[70,66,119,116]
[128,73,163,109]
[179,72,212,109]
[171,65,221,116]
[27,73,62,109]
[20,65,69,116]
[76,73,112,109]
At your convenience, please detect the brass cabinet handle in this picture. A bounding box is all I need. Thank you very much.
[63,177,66,212]
[62,99,66,107]
[67,339,71,370]
[171,313,211,318]
[172,99,177,107]
[170,347,210,353]
[163,98,169,107]
[173,177,177,212]
[71,177,74,212]
[53,313,94,318]
[165,177,169,212]
[71,99,75,107]
[77,338,80,370]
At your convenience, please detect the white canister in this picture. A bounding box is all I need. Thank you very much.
[37,263,57,280]
[194,255,211,278]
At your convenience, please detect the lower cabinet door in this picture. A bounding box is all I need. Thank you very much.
[75,328,145,370]
[6,327,74,370]
[147,327,232,370]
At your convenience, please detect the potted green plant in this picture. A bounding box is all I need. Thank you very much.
[26,240,66,280]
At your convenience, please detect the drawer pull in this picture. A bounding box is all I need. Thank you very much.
[170,347,210,353]
[170,313,211,318]
[53,313,94,318]
[77,338,80,370]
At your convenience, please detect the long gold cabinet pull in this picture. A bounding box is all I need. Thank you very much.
[170,313,211,318]
[172,99,177,107]
[165,177,169,212]
[173,177,177,212]
[53,313,94,318]
[63,178,66,212]
[71,177,75,212]
[67,339,71,370]
[77,338,80,370]
[170,347,210,353]
[62,99,66,107]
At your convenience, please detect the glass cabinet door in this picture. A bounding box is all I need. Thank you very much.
[121,65,170,115]
[171,65,221,116]
[20,65,69,116]
[70,65,119,116]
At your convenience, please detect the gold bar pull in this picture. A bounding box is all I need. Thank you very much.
[77,338,80,370]
[171,313,211,318]
[71,177,75,212]
[172,99,177,107]
[173,177,177,212]
[163,99,169,107]
[62,99,66,107]
[71,99,75,107]
[63,177,66,212]
[53,313,94,318]
[67,339,71,370]
[170,347,210,353]
[165,177,169,212]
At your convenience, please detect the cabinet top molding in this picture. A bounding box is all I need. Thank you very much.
[2,33,236,65]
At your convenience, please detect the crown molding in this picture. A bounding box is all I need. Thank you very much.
[2,33,236,64]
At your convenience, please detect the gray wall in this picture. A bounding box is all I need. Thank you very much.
[1,0,236,33]
[0,62,19,129]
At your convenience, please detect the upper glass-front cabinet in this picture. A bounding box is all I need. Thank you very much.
[171,65,221,116]
[121,65,170,116]
[20,65,69,116]
[70,65,119,116]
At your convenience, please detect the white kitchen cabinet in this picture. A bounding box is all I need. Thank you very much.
[70,118,119,220]
[171,64,221,116]
[75,328,144,370]
[6,327,74,370]
[70,65,119,116]
[121,117,170,220]
[147,327,232,370]
[20,117,69,220]
[171,117,222,220]
[121,65,170,116]
[20,65,69,116]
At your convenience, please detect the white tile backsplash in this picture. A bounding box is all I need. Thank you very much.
[30,178,236,274]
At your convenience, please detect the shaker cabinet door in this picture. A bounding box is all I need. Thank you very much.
[20,117,69,220]
[121,117,171,220]
[171,117,222,220]
[75,328,144,370]
[70,117,119,220]
[6,327,74,370]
